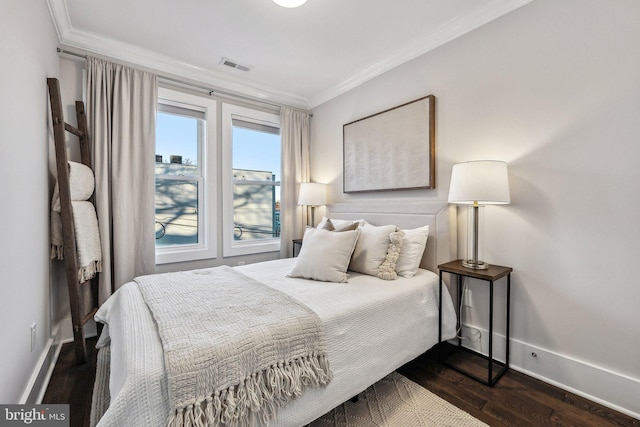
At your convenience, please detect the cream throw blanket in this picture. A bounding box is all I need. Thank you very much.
[51,161,102,283]
[135,266,332,427]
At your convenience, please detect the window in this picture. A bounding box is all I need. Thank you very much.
[222,104,281,256]
[155,88,217,264]
[154,89,279,263]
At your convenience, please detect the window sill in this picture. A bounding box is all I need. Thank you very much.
[224,239,281,257]
[155,245,217,265]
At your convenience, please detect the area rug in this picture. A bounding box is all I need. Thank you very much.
[307,371,488,427]
[91,347,487,427]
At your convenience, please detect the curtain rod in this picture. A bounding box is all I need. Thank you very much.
[56,48,311,114]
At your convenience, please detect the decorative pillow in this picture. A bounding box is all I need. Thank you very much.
[396,225,430,278]
[317,216,363,230]
[377,230,405,280]
[288,227,360,283]
[321,218,359,232]
[349,222,397,276]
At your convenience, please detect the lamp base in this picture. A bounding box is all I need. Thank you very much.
[462,259,489,270]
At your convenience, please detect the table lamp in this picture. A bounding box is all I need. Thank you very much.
[298,182,327,227]
[448,160,510,269]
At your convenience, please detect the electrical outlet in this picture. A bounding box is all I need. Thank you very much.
[30,322,37,352]
[463,289,473,307]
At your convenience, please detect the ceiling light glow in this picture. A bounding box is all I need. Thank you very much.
[272,0,307,8]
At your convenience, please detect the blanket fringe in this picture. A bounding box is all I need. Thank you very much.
[167,354,332,427]
[79,260,102,283]
[51,244,64,261]
[50,245,102,284]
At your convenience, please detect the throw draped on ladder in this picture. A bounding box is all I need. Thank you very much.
[47,77,102,364]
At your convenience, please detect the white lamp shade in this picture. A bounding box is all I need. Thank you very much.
[298,182,327,206]
[272,0,307,7]
[448,160,510,205]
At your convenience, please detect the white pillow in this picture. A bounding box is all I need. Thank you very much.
[349,222,397,276]
[396,225,430,278]
[288,227,360,283]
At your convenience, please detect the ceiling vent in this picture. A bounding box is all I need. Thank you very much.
[220,58,251,72]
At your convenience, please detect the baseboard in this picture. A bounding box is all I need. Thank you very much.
[19,318,99,404]
[459,323,640,420]
[18,323,63,404]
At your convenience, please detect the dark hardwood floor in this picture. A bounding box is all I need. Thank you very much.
[399,349,639,427]
[42,337,98,427]
[43,338,639,427]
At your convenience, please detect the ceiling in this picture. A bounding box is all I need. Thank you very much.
[48,0,532,109]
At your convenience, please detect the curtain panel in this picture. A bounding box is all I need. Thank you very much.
[86,57,158,303]
[280,108,310,258]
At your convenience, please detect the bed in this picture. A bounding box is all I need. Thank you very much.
[93,201,458,427]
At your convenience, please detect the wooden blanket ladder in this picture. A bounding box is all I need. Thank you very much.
[47,77,100,364]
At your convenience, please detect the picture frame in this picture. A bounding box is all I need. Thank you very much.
[343,95,435,193]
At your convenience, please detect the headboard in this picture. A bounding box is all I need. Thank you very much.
[326,200,457,273]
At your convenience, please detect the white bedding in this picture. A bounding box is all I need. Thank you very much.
[95,258,457,427]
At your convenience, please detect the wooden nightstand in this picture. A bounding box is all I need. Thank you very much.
[437,260,512,386]
[292,239,303,257]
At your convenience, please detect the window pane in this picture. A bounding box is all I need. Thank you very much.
[232,125,280,242]
[156,111,200,175]
[156,105,203,250]
[155,88,217,263]
[155,179,199,247]
[233,179,279,241]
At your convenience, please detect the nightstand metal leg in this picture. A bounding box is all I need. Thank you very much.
[457,275,463,347]
[489,279,494,385]
[506,274,511,367]
[438,273,442,335]
[438,269,443,362]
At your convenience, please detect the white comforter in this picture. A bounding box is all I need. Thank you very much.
[95,258,457,427]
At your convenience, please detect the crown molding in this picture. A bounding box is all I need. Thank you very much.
[45,0,72,41]
[308,0,534,108]
[46,0,310,110]
[47,0,533,111]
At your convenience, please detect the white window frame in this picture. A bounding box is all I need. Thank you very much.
[155,87,217,264]
[222,103,281,257]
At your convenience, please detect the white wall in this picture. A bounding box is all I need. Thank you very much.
[311,0,640,416]
[0,1,60,403]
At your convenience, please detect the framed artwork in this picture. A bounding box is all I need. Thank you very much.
[343,95,435,193]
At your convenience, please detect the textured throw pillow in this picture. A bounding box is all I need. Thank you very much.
[396,225,430,278]
[349,222,397,276]
[317,216,363,231]
[288,227,360,283]
[377,230,405,280]
[321,218,359,232]
[320,219,335,231]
